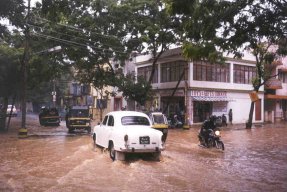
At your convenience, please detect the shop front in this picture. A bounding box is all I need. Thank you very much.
[158,89,185,122]
[190,90,231,123]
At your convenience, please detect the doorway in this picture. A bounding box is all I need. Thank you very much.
[255,99,262,121]
[193,102,212,123]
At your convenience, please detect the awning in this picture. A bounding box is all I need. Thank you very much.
[192,96,233,102]
[265,94,287,100]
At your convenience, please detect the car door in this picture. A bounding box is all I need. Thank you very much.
[102,115,114,148]
[97,115,108,147]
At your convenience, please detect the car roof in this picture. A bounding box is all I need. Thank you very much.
[105,111,151,125]
[150,112,165,115]
[107,111,148,117]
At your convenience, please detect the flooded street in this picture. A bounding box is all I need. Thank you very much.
[0,115,287,192]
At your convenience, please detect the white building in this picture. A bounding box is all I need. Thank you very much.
[264,56,287,122]
[133,48,264,125]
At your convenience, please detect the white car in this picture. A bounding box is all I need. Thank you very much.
[92,111,165,161]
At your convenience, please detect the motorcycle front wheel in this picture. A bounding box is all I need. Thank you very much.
[215,140,224,150]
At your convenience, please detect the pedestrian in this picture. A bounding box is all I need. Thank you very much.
[228,109,233,125]
[222,114,227,126]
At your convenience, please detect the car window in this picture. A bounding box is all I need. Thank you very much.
[70,109,88,117]
[121,116,150,126]
[153,114,165,124]
[102,115,108,125]
[107,116,114,126]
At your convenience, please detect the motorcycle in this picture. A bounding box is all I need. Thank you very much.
[198,128,225,150]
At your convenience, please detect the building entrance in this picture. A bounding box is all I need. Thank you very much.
[193,101,212,123]
[161,96,185,122]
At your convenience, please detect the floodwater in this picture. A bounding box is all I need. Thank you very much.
[0,116,287,192]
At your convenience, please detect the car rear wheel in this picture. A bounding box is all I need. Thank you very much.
[109,142,115,161]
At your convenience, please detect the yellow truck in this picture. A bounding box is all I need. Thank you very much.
[65,106,92,133]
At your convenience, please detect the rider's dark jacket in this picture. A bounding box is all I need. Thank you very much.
[200,117,216,141]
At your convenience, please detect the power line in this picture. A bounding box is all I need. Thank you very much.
[32,31,126,54]
[27,23,125,52]
[34,16,119,39]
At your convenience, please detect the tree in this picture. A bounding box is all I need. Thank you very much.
[0,45,22,131]
[38,0,134,99]
[0,0,71,129]
[121,0,181,84]
[166,0,287,128]
[37,0,181,106]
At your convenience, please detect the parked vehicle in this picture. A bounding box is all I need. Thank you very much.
[6,105,17,117]
[149,112,168,142]
[65,106,92,133]
[39,107,60,126]
[168,114,183,128]
[92,111,165,161]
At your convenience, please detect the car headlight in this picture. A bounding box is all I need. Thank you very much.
[215,130,220,136]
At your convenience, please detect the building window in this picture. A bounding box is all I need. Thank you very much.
[138,65,158,83]
[193,60,230,82]
[233,64,256,84]
[161,61,188,83]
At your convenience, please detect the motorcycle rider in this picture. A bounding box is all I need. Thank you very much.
[199,115,217,146]
[222,114,227,126]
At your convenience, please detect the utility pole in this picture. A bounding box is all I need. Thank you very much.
[19,0,31,138]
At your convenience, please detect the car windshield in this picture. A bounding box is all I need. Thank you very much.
[70,109,89,117]
[121,116,150,126]
[48,108,59,116]
[152,114,165,124]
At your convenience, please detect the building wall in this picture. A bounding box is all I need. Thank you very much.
[134,49,265,124]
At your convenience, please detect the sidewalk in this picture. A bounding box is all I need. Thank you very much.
[190,121,287,130]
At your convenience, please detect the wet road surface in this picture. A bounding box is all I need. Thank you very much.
[0,116,287,192]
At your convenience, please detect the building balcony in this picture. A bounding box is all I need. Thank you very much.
[265,78,282,90]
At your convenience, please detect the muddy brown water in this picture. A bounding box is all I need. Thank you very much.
[0,116,286,192]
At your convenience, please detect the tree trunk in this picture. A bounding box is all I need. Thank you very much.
[0,97,8,132]
[246,101,255,129]
[6,95,16,131]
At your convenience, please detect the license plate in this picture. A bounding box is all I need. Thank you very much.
[139,136,150,144]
